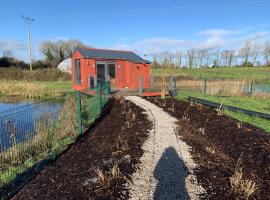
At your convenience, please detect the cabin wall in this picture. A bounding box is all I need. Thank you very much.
[72,51,151,90]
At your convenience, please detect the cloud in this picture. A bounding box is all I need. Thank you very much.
[199,29,240,37]
[0,39,27,51]
[134,38,185,47]
[110,27,270,56]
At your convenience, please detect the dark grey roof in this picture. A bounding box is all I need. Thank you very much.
[77,48,151,64]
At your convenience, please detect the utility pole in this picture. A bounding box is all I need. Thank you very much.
[21,15,34,71]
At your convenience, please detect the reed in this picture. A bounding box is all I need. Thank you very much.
[0,80,72,99]
[0,95,78,187]
[152,78,249,96]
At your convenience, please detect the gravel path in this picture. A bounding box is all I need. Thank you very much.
[125,96,204,200]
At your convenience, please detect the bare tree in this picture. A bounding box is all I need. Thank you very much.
[263,41,270,66]
[40,39,86,67]
[64,39,85,58]
[176,50,183,68]
[187,48,195,69]
[2,50,13,58]
[251,42,261,66]
[240,40,253,67]
[221,50,235,67]
[197,48,209,68]
[212,50,220,67]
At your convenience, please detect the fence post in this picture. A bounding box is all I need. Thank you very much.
[77,91,82,135]
[204,78,207,95]
[250,80,253,95]
[98,82,102,113]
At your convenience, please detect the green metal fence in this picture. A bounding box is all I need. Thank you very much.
[0,81,110,199]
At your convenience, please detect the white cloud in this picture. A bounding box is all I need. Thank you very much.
[0,39,27,51]
[199,28,240,37]
[134,38,185,47]
[110,27,270,56]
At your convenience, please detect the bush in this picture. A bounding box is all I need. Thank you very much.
[0,68,71,81]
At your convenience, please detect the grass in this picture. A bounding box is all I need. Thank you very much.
[0,94,78,187]
[177,91,270,132]
[0,91,108,188]
[230,155,257,200]
[0,68,71,81]
[0,80,72,99]
[152,78,250,96]
[152,67,270,83]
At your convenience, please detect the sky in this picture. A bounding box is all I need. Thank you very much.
[0,0,270,61]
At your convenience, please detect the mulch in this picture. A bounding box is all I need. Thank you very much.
[146,97,270,200]
[12,98,152,200]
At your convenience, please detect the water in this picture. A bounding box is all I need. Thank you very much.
[0,99,63,151]
[253,84,270,94]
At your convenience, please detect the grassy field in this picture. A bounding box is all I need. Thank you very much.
[177,91,270,132]
[0,81,72,99]
[152,67,270,82]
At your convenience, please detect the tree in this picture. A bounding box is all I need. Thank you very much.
[240,40,253,67]
[212,50,220,67]
[251,42,261,66]
[263,42,270,66]
[197,48,209,68]
[221,50,235,67]
[187,48,195,69]
[176,51,183,68]
[39,39,86,67]
[2,50,13,58]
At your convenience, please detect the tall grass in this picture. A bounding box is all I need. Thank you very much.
[0,68,71,81]
[0,81,72,99]
[0,95,78,187]
[152,78,250,96]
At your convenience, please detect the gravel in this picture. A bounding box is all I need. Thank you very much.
[126,96,205,200]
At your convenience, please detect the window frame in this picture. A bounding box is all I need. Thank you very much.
[74,59,81,84]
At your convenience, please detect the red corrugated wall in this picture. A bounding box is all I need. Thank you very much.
[72,50,151,90]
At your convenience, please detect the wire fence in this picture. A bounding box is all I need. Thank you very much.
[0,81,110,199]
[151,76,269,97]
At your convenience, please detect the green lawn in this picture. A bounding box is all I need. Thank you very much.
[177,91,270,132]
[152,67,270,82]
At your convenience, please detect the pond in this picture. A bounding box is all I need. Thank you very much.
[0,98,63,151]
[253,84,270,94]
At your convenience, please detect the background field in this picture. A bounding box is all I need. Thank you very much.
[152,67,270,83]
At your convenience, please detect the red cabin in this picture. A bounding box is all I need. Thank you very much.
[72,48,151,91]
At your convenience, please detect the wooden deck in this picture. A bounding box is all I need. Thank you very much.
[111,88,164,97]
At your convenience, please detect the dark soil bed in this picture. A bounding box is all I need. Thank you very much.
[146,97,270,200]
[12,98,152,200]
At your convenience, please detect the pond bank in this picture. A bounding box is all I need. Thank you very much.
[0,81,72,99]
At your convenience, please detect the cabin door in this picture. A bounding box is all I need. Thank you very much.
[96,62,116,86]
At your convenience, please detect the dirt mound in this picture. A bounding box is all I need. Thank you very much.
[12,98,152,199]
[146,97,270,200]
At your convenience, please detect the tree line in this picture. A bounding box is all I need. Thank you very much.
[151,40,270,68]
[1,39,86,69]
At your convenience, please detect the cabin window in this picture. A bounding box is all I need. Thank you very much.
[74,59,81,84]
